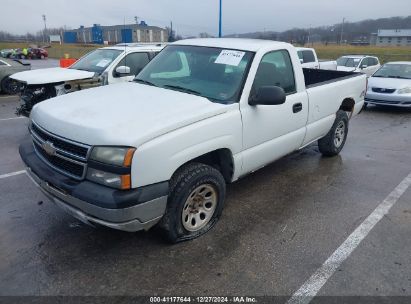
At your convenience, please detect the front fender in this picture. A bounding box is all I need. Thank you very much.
[130,109,243,188]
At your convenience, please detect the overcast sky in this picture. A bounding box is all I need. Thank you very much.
[1,0,410,36]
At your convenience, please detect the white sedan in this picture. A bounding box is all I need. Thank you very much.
[365,62,411,107]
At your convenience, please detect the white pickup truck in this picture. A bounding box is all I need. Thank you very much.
[12,44,164,116]
[296,47,337,70]
[20,39,366,243]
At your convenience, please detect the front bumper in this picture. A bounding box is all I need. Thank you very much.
[20,139,169,232]
[365,93,411,107]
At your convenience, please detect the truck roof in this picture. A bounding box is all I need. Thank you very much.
[101,45,164,52]
[172,38,291,52]
[295,47,314,51]
[340,55,374,59]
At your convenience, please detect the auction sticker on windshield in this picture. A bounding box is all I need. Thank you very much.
[96,59,112,67]
[215,50,245,66]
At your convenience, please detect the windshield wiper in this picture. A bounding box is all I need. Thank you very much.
[134,78,157,87]
[388,76,410,79]
[163,85,202,96]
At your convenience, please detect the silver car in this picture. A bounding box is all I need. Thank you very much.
[365,62,411,107]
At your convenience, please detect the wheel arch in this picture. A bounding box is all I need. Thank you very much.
[171,148,235,184]
[339,98,355,119]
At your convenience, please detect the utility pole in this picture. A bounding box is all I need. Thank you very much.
[134,16,139,24]
[169,21,173,42]
[308,24,311,46]
[42,14,47,43]
[340,17,345,45]
[218,0,222,38]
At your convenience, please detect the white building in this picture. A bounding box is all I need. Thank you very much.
[376,29,411,46]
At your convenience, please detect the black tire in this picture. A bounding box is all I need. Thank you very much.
[1,77,13,94]
[1,77,20,95]
[318,110,349,157]
[158,162,226,243]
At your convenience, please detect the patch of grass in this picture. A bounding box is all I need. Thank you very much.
[310,44,411,63]
[1,42,410,63]
[0,42,100,59]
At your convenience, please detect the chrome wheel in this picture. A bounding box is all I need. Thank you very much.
[334,121,345,148]
[182,184,217,232]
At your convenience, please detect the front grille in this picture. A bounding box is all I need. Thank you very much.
[372,87,396,94]
[33,141,85,178]
[30,122,90,180]
[31,123,89,159]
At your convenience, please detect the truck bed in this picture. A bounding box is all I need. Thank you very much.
[303,68,360,88]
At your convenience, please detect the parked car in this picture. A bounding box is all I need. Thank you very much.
[296,47,337,70]
[365,61,411,107]
[11,44,164,116]
[337,55,381,77]
[0,49,14,58]
[0,58,31,94]
[29,48,48,59]
[19,39,366,242]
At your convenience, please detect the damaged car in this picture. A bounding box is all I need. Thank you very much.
[11,44,164,116]
[0,58,31,94]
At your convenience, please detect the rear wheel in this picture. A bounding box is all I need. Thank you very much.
[318,110,349,156]
[159,163,226,243]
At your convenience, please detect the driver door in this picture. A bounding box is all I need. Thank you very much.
[240,50,308,174]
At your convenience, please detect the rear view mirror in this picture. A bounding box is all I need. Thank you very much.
[249,86,286,106]
[115,65,131,76]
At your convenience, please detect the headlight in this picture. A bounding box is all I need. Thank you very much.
[86,168,131,190]
[87,146,135,190]
[90,146,135,166]
[397,87,411,94]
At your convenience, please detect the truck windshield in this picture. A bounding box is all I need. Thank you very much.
[337,57,361,68]
[373,64,411,79]
[70,49,123,74]
[134,45,254,103]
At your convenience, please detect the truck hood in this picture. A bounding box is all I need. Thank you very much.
[10,67,95,85]
[31,82,229,147]
[368,76,411,89]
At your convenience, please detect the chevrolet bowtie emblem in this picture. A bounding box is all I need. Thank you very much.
[42,141,56,156]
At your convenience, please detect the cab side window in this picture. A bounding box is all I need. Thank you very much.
[302,50,316,63]
[360,58,369,67]
[114,52,150,77]
[252,50,296,95]
[369,58,378,66]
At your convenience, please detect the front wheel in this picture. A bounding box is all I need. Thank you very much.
[318,110,349,157]
[159,163,226,243]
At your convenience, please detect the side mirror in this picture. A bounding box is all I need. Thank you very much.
[249,86,286,106]
[361,65,368,69]
[115,65,131,76]
[300,58,304,64]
